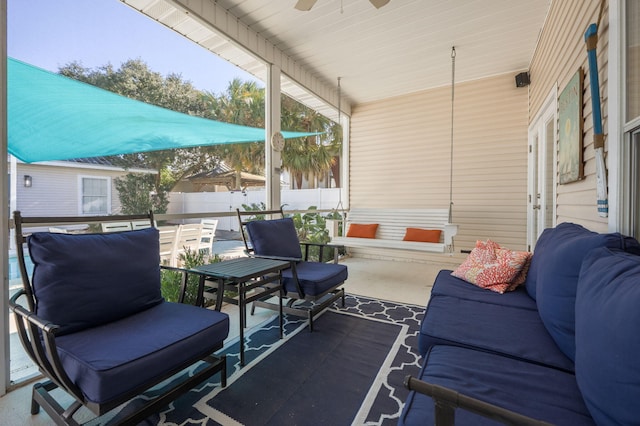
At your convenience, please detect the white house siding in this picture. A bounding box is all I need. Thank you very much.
[529,0,609,232]
[15,163,127,216]
[348,73,529,264]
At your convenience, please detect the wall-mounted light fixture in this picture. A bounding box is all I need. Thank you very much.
[515,71,530,87]
[24,175,32,188]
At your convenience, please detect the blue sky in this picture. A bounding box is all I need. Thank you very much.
[8,0,259,95]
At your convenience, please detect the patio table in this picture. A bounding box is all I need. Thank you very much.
[190,257,290,366]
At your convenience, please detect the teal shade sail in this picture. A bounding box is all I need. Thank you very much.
[8,58,317,163]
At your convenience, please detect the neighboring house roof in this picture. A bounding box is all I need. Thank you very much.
[14,156,156,173]
[64,157,154,169]
[188,164,265,190]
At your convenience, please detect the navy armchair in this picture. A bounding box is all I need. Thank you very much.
[10,211,229,425]
[237,209,347,331]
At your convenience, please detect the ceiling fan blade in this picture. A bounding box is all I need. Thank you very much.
[369,0,390,8]
[295,0,318,11]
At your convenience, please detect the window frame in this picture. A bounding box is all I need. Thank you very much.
[78,175,111,216]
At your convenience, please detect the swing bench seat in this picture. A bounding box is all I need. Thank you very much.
[327,208,458,254]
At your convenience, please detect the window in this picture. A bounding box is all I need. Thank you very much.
[627,1,640,122]
[625,1,640,239]
[80,176,110,215]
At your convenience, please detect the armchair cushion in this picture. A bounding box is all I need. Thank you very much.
[245,218,303,259]
[28,228,163,335]
[282,261,348,297]
[56,302,229,404]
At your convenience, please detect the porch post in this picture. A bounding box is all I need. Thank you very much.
[265,64,282,210]
[0,0,9,396]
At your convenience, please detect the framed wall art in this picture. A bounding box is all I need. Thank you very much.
[558,68,584,184]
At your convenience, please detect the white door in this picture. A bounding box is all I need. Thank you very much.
[527,91,557,250]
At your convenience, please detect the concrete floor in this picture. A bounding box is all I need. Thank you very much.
[0,244,454,425]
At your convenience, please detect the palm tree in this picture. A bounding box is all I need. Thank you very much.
[281,95,341,189]
[207,79,266,189]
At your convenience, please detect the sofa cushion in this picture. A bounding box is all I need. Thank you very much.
[56,301,229,404]
[523,226,554,300]
[246,218,303,259]
[28,228,163,335]
[575,248,640,425]
[531,222,638,361]
[282,261,347,297]
[431,270,538,311]
[418,294,574,372]
[399,345,594,426]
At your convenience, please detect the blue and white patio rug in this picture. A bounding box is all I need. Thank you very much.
[105,295,424,425]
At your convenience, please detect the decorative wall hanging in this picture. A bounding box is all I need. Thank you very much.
[558,68,584,184]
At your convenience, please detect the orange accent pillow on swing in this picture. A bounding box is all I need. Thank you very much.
[346,223,379,238]
[403,228,442,243]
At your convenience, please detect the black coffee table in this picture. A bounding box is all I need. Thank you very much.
[190,257,290,366]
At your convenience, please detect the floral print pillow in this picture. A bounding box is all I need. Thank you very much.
[451,239,532,293]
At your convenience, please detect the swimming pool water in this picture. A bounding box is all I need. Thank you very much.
[9,254,34,281]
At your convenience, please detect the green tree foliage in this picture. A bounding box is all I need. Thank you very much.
[281,95,342,189]
[206,79,265,189]
[59,59,343,212]
[59,59,221,198]
[206,80,343,189]
[114,172,169,214]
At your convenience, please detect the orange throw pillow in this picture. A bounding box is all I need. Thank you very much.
[346,223,378,238]
[403,228,442,243]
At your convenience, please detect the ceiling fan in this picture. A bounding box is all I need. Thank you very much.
[295,0,391,11]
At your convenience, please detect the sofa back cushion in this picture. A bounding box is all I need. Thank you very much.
[523,227,554,300]
[246,217,302,259]
[531,222,638,361]
[29,228,163,335]
[575,248,640,424]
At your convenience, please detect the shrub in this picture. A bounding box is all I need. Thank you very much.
[160,248,223,306]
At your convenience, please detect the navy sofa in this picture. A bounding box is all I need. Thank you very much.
[399,222,640,425]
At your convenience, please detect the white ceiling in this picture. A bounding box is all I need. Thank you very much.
[124,0,551,118]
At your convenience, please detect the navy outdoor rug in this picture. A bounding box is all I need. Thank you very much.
[93,294,424,425]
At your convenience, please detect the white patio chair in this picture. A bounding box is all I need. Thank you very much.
[101,222,132,233]
[48,227,68,234]
[199,219,218,253]
[158,225,179,266]
[175,223,203,265]
[131,219,154,230]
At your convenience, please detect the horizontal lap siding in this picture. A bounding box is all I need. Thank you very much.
[349,73,528,263]
[16,164,126,216]
[529,0,609,232]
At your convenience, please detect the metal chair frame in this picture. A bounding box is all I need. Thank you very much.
[10,211,227,425]
[236,208,346,331]
[404,376,552,426]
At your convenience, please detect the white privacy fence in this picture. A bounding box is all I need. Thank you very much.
[167,188,344,231]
